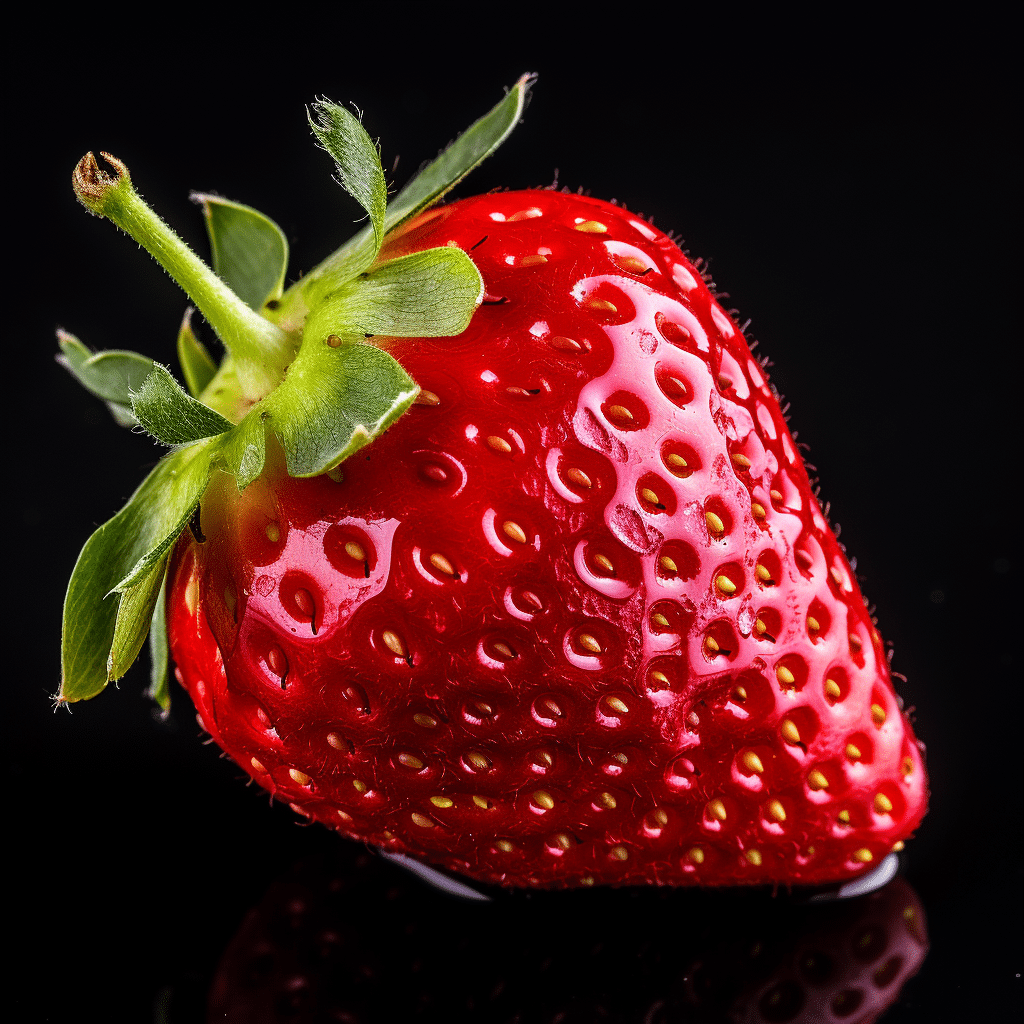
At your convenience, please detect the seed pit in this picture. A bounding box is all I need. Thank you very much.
[657,540,701,582]
[654,363,692,407]
[601,390,650,431]
[654,311,694,349]
[324,525,376,579]
[636,472,676,516]
[753,608,782,644]
[532,694,568,727]
[660,439,701,479]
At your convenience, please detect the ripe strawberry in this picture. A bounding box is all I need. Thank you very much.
[60,76,927,890]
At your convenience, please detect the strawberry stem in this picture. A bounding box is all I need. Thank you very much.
[73,152,296,404]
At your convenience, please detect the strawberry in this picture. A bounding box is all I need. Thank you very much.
[59,75,927,890]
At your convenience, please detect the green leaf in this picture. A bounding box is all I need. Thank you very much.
[386,73,534,233]
[264,340,418,478]
[192,193,289,310]
[147,563,171,714]
[109,554,168,680]
[177,308,218,397]
[308,100,387,286]
[131,364,234,446]
[56,329,157,425]
[221,408,268,490]
[61,438,219,702]
[310,248,483,338]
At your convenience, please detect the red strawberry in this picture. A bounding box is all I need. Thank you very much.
[59,76,927,890]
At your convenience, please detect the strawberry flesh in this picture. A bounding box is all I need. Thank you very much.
[167,190,927,888]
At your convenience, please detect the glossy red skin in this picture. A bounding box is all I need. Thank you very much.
[167,190,927,888]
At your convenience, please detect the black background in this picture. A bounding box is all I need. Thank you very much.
[10,6,1021,1020]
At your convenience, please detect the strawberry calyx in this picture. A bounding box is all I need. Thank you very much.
[58,75,534,707]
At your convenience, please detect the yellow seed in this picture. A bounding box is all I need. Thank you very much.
[705,636,721,654]
[756,564,773,583]
[289,769,311,786]
[825,678,842,701]
[845,743,862,760]
[250,757,266,773]
[344,540,366,562]
[476,701,493,716]
[327,732,348,750]
[781,719,801,744]
[588,298,618,313]
[902,756,914,776]
[731,453,752,469]
[754,618,767,635]
[533,790,555,810]
[830,566,844,586]
[705,511,725,535]
[666,453,688,470]
[742,751,765,774]
[565,466,592,488]
[431,795,454,808]
[689,846,705,864]
[838,810,851,824]
[751,502,767,519]
[519,253,548,267]
[649,669,670,687]
[265,523,280,543]
[415,389,440,406]
[575,220,608,233]
[614,254,648,274]
[597,791,617,810]
[776,664,796,687]
[612,752,629,765]
[641,486,661,505]
[660,555,678,573]
[502,520,527,544]
[770,489,784,503]
[467,751,491,771]
[716,575,737,595]
[849,632,863,651]
[807,615,821,632]
[398,753,424,771]
[808,769,830,790]
[687,711,700,728]
[492,641,515,658]
[382,630,407,657]
[552,832,572,850]
[535,750,554,767]
[337,809,352,823]
[352,779,368,793]
[651,808,669,826]
[429,552,456,576]
[733,685,748,701]
[496,839,514,853]
[487,435,513,453]
[874,793,894,814]
[767,799,787,822]
[708,799,727,821]
[577,633,602,654]
[717,374,733,390]
[550,335,582,351]
[184,575,199,616]
[746,849,763,866]
[472,795,492,809]
[651,612,670,628]
[411,812,434,828]
[871,703,887,726]
[325,334,343,348]
[605,696,629,714]
[892,840,905,852]
[413,713,437,728]
[607,403,633,422]
[580,875,595,885]
[609,845,629,861]
[852,848,874,863]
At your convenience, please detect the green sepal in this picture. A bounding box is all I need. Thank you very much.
[147,562,172,714]
[192,193,289,310]
[263,340,418,478]
[309,247,483,339]
[385,73,534,233]
[60,438,219,702]
[221,408,268,490]
[56,329,156,426]
[176,309,218,397]
[306,100,387,292]
[131,364,234,446]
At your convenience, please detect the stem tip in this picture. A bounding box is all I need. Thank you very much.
[73,151,129,213]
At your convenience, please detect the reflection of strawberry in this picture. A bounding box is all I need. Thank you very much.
[206,847,928,1023]
[61,76,926,890]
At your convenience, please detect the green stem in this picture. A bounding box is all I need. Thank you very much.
[73,152,296,401]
